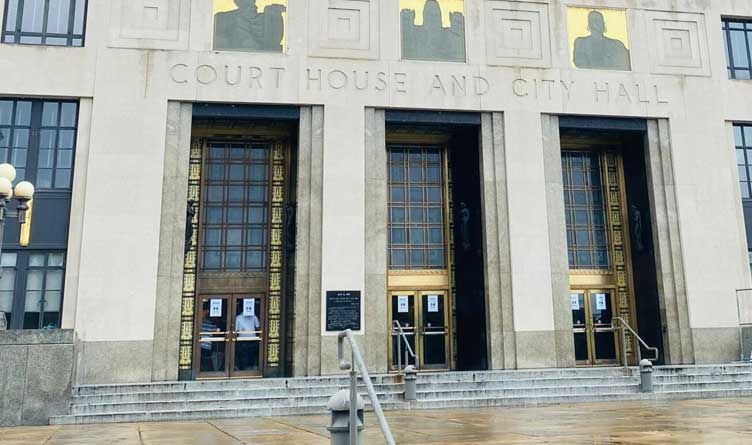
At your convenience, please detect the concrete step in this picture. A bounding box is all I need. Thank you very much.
[70,376,641,405]
[53,364,752,425]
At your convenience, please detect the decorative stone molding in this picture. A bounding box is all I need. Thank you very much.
[484,0,551,68]
[308,0,379,59]
[645,11,710,76]
[109,0,191,50]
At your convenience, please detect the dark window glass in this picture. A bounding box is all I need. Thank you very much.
[0,99,78,189]
[23,252,65,329]
[561,151,611,269]
[736,124,752,200]
[200,142,270,272]
[2,0,87,47]
[723,18,752,80]
[388,146,446,270]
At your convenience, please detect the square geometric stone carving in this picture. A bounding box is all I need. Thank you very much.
[309,0,379,59]
[484,0,551,68]
[109,0,191,50]
[646,11,710,76]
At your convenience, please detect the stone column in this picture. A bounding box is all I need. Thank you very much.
[479,112,515,369]
[363,108,388,373]
[293,106,325,376]
[645,119,693,364]
[541,114,576,368]
[151,102,193,381]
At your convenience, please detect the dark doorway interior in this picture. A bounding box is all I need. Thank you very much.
[622,133,665,365]
[449,127,488,371]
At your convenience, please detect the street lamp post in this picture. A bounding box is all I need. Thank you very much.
[0,163,34,331]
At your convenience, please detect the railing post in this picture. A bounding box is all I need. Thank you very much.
[620,321,628,369]
[349,350,358,445]
[397,331,402,376]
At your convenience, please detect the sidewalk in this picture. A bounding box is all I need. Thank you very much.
[2,398,752,444]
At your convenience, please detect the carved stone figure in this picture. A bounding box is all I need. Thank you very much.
[459,202,471,252]
[573,11,631,71]
[630,204,644,253]
[185,200,196,255]
[214,0,285,52]
[401,0,465,62]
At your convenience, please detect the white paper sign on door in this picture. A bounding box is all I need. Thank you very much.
[570,294,580,311]
[595,294,607,310]
[427,295,439,312]
[243,298,256,317]
[210,299,222,317]
[397,295,409,313]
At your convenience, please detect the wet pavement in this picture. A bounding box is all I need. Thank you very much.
[2,398,752,444]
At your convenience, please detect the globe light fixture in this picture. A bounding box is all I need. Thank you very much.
[0,163,35,240]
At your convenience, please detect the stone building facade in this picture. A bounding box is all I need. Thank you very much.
[2,1,752,423]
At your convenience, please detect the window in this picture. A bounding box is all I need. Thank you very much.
[562,151,611,269]
[0,251,65,330]
[201,142,270,272]
[0,99,78,189]
[2,0,87,46]
[723,18,752,80]
[735,125,752,199]
[388,146,447,269]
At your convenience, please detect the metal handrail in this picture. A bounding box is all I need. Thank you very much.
[392,320,416,374]
[612,317,659,368]
[338,329,395,445]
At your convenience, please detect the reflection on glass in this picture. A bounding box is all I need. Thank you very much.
[234,296,262,372]
[213,0,286,52]
[200,298,228,373]
[400,0,465,62]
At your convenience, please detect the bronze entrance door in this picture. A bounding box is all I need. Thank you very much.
[571,289,619,365]
[196,295,265,378]
[562,146,638,367]
[186,135,292,379]
[389,290,450,370]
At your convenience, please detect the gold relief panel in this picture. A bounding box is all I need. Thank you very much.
[272,207,283,224]
[184,250,196,268]
[179,346,192,365]
[269,320,280,338]
[269,295,280,314]
[614,250,624,265]
[180,322,192,340]
[183,273,195,292]
[182,298,194,316]
[273,164,284,181]
[609,190,619,204]
[190,164,201,180]
[267,343,279,363]
[188,185,200,201]
[611,210,621,226]
[270,273,281,291]
[271,229,282,246]
[272,186,284,203]
[270,250,282,268]
[617,271,627,286]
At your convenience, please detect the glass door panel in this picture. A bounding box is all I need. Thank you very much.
[571,289,620,366]
[391,293,417,367]
[421,293,447,368]
[590,291,617,363]
[232,296,264,376]
[198,296,230,377]
[571,292,589,363]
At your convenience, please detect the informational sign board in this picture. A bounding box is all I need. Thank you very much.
[243,298,256,317]
[210,299,222,317]
[427,295,439,312]
[397,295,410,313]
[570,294,581,311]
[325,290,361,332]
[595,293,608,310]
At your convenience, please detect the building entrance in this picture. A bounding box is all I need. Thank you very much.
[384,121,487,372]
[571,289,618,365]
[561,137,646,366]
[196,295,265,378]
[180,117,297,380]
[389,290,449,370]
